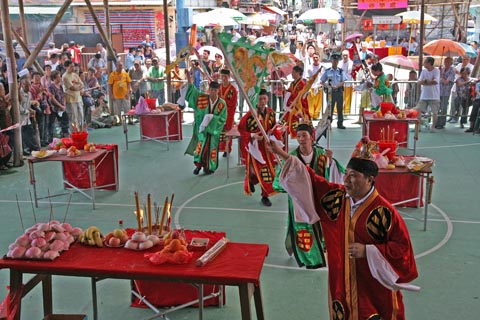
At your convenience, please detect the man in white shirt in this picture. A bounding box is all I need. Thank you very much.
[414,57,440,132]
[338,50,354,115]
[306,52,324,120]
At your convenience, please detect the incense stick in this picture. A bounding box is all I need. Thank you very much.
[63,193,73,223]
[47,189,54,223]
[134,191,142,231]
[15,194,25,231]
[159,196,169,234]
[147,194,152,235]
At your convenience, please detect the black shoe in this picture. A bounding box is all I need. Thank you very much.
[337,125,346,129]
[460,123,464,129]
[203,168,214,175]
[249,182,255,193]
[465,128,474,133]
[261,196,272,207]
[193,167,201,175]
[435,126,444,129]
[104,124,112,128]
[447,118,456,123]
[222,152,227,158]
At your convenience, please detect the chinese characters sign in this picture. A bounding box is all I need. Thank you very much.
[358,0,407,10]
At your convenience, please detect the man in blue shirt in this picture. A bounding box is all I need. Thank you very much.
[320,53,347,129]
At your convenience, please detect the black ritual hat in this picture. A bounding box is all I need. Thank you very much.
[347,158,379,177]
[220,69,230,75]
[209,81,220,89]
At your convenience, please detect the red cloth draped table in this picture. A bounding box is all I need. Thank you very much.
[27,148,119,210]
[375,158,434,230]
[363,112,419,154]
[0,239,269,320]
[131,230,227,310]
[62,144,119,191]
[123,110,183,151]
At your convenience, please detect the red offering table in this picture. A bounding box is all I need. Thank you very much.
[363,112,419,154]
[131,230,226,311]
[27,149,118,210]
[63,144,119,191]
[122,110,183,151]
[0,241,269,320]
[376,159,434,230]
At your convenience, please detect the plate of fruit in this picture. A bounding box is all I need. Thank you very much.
[103,229,129,248]
[66,146,81,157]
[83,143,97,153]
[31,150,56,159]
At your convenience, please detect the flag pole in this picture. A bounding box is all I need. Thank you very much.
[211,31,275,152]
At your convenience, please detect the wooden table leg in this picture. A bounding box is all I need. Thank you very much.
[238,283,252,320]
[42,274,53,317]
[10,270,23,320]
[253,283,265,320]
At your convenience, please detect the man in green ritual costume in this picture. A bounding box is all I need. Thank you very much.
[274,123,344,268]
[185,71,227,175]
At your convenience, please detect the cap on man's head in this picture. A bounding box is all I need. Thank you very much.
[259,88,268,96]
[296,123,313,135]
[347,158,378,177]
[209,81,220,89]
[330,53,341,60]
[220,69,230,75]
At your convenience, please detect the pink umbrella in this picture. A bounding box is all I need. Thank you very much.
[380,55,419,71]
[344,33,364,43]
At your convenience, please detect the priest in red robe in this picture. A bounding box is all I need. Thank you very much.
[268,140,419,320]
[218,69,238,156]
[238,89,278,207]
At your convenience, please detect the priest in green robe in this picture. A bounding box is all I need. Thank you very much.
[274,123,344,268]
[185,72,227,175]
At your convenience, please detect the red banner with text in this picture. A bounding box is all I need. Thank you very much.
[358,0,408,10]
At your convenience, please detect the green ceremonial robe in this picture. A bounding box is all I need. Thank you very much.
[185,84,227,171]
[274,146,344,269]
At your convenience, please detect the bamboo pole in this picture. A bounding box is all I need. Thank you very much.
[84,0,116,62]
[103,0,114,114]
[10,27,44,76]
[23,0,75,68]
[163,0,172,102]
[0,0,22,167]
[18,0,28,46]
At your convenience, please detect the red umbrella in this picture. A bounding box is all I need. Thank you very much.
[380,55,419,71]
[344,33,364,43]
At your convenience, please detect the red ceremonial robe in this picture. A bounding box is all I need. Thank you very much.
[238,107,277,197]
[283,78,309,138]
[279,156,418,320]
[218,83,238,153]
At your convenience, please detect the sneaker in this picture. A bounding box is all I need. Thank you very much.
[193,167,201,175]
[261,196,272,207]
[465,128,474,133]
[249,182,256,193]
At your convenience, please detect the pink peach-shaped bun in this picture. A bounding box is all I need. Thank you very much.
[7,246,27,259]
[29,230,45,240]
[70,227,83,237]
[15,234,31,247]
[44,231,56,242]
[60,223,73,232]
[31,238,47,248]
[49,240,64,252]
[51,224,65,233]
[25,247,42,259]
[54,232,67,241]
[36,223,51,232]
[43,250,60,260]
[25,226,38,235]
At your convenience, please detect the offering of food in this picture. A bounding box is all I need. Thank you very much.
[124,231,160,250]
[407,157,434,172]
[66,146,81,157]
[83,143,96,153]
[79,226,104,247]
[104,229,129,248]
[6,221,82,260]
[31,150,56,159]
